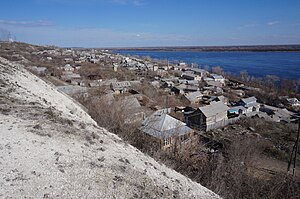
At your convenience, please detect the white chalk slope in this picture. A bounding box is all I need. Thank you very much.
[0,57,220,199]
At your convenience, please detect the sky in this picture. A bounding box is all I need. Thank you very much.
[0,0,300,47]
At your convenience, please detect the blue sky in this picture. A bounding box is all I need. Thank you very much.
[0,0,300,47]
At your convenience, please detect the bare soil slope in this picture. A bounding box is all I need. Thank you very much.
[0,57,219,199]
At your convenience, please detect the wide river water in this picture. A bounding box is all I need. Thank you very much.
[116,50,300,80]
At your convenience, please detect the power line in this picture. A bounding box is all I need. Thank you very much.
[287,117,300,176]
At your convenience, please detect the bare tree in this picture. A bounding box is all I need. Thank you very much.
[212,66,224,75]
[265,75,279,91]
[280,78,297,94]
[203,65,210,72]
[240,70,249,82]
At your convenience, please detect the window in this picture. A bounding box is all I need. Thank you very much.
[180,134,189,142]
[163,138,171,146]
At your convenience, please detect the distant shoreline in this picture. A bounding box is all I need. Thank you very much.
[115,48,300,80]
[108,45,300,52]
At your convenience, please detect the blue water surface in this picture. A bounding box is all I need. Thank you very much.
[116,50,300,80]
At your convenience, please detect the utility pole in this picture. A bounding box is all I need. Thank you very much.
[288,117,300,176]
[165,95,168,111]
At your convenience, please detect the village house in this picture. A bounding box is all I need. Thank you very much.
[161,81,175,88]
[184,91,203,104]
[60,72,81,82]
[70,79,85,86]
[204,85,224,95]
[79,56,87,62]
[238,96,260,113]
[181,73,202,81]
[145,62,153,70]
[171,65,181,71]
[89,80,102,87]
[75,60,83,64]
[139,111,195,150]
[74,65,81,70]
[122,57,134,67]
[203,75,225,89]
[260,104,296,123]
[185,68,208,79]
[205,80,223,88]
[111,81,132,94]
[231,89,245,97]
[177,84,199,93]
[89,58,101,64]
[287,98,300,106]
[64,58,73,62]
[185,101,229,131]
[87,74,102,80]
[178,79,199,86]
[161,77,180,84]
[158,65,171,71]
[211,74,226,85]
[62,64,74,72]
[178,62,188,69]
[62,49,73,56]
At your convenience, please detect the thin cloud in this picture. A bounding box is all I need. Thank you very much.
[267,21,280,26]
[0,19,54,27]
[132,0,143,6]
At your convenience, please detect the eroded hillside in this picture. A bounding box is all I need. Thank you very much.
[0,57,220,198]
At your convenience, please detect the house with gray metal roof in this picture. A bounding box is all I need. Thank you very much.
[139,112,195,149]
[185,68,208,77]
[211,74,225,85]
[184,91,203,104]
[239,96,260,113]
[177,84,199,93]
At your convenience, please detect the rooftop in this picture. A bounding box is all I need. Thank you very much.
[241,96,257,104]
[186,68,207,74]
[199,101,229,118]
[141,113,192,138]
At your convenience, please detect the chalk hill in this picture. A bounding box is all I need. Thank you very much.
[0,57,220,198]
